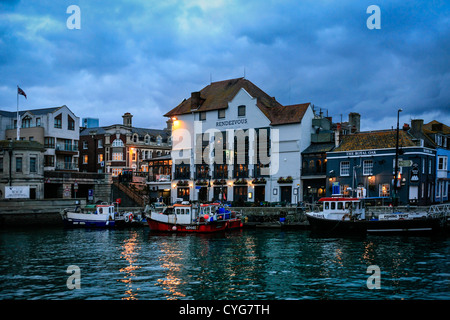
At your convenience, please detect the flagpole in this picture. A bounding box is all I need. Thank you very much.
[17,85,20,141]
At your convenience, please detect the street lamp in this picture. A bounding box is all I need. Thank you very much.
[393,108,403,208]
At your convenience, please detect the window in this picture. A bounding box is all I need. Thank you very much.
[45,155,54,167]
[438,156,448,170]
[199,112,206,121]
[98,154,103,163]
[36,118,41,127]
[16,157,22,172]
[44,137,55,149]
[380,184,390,197]
[363,160,373,175]
[30,157,36,173]
[238,105,246,117]
[111,168,122,177]
[98,139,103,148]
[68,115,75,130]
[157,136,162,146]
[112,139,124,147]
[435,134,442,146]
[218,109,225,119]
[22,116,31,128]
[422,159,425,174]
[112,152,123,161]
[444,181,448,198]
[83,155,88,164]
[340,161,350,176]
[54,114,62,129]
[429,159,432,174]
[83,141,88,149]
[0,157,3,173]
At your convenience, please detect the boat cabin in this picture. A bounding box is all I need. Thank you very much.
[315,197,366,220]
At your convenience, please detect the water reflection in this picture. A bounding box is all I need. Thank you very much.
[118,231,141,300]
[156,236,187,300]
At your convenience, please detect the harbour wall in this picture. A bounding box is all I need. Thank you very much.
[0,199,141,227]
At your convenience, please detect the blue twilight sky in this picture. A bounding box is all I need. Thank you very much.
[0,0,449,131]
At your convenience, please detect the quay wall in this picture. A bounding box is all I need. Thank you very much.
[0,199,142,227]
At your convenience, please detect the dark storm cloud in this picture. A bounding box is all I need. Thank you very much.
[0,0,448,129]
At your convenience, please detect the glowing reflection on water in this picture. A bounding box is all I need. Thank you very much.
[118,231,141,300]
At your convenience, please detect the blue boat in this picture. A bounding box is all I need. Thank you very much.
[60,203,116,228]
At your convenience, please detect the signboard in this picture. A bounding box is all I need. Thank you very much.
[399,160,413,167]
[5,186,30,199]
[88,189,94,201]
[410,163,419,183]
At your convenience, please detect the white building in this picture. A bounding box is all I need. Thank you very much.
[164,78,314,205]
[0,105,80,171]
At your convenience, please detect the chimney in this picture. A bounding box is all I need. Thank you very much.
[122,112,133,127]
[402,123,410,131]
[191,92,201,110]
[410,119,424,135]
[348,112,360,133]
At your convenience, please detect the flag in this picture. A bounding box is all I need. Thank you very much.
[18,86,27,99]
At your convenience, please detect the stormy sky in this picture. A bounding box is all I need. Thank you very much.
[1,0,449,131]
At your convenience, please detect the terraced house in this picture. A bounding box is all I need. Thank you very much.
[326,127,436,206]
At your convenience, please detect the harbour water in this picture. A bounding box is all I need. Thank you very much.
[0,227,449,300]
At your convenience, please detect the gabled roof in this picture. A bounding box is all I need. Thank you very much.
[164,78,310,126]
[332,130,417,152]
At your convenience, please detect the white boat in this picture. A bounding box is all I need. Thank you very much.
[305,197,443,234]
[60,203,116,228]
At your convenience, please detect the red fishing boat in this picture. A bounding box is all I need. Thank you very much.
[146,202,243,233]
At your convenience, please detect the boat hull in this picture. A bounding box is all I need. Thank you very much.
[147,219,228,233]
[62,218,115,228]
[306,214,443,235]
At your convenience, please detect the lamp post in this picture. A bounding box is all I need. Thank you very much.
[393,108,403,208]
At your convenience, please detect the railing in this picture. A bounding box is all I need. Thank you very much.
[56,144,78,152]
[55,162,78,170]
[233,166,249,178]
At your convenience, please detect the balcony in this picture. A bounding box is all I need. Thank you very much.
[233,164,249,178]
[56,162,79,171]
[55,143,78,155]
[174,165,190,180]
[213,164,228,179]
